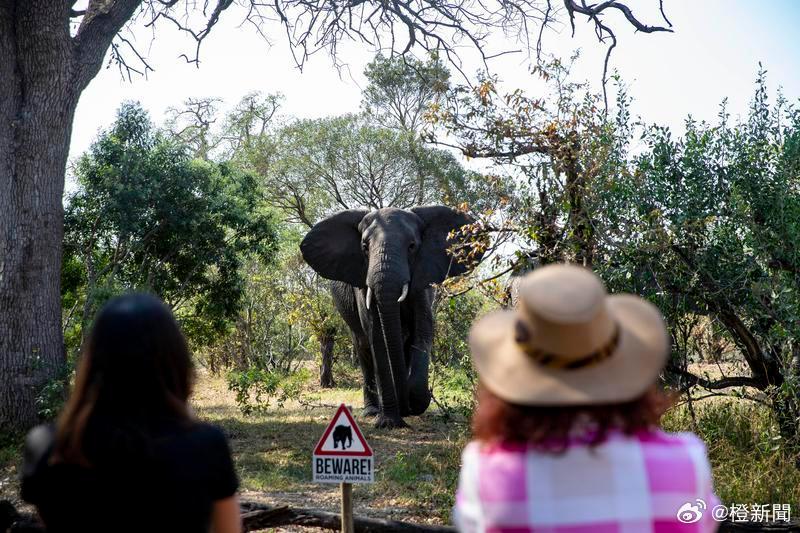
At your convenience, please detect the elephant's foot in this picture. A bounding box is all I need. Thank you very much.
[374,414,409,429]
[362,404,380,417]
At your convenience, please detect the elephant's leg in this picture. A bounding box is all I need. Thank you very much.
[353,332,380,416]
[331,283,380,416]
[407,288,434,416]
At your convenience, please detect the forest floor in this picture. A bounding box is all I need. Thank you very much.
[0,367,471,530]
[2,362,799,530]
[193,370,469,527]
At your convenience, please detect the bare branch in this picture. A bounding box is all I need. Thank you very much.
[659,0,673,27]
[73,0,145,89]
[109,35,154,81]
[83,0,672,103]
[562,0,672,110]
[564,1,673,34]
[665,364,765,392]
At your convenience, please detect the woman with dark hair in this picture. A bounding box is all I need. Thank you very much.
[454,264,719,532]
[21,293,241,533]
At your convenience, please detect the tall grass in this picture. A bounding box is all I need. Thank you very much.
[662,399,800,506]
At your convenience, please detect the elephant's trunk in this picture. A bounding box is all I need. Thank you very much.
[373,294,410,423]
[366,243,412,426]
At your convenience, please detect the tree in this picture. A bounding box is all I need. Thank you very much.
[164,97,224,160]
[165,93,284,162]
[62,102,278,348]
[435,61,800,442]
[212,229,349,405]
[362,53,449,134]
[363,53,460,205]
[606,72,800,441]
[0,0,670,431]
[284,252,344,388]
[262,114,492,225]
[427,56,609,286]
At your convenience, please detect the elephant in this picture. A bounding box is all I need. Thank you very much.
[333,425,352,449]
[300,206,480,428]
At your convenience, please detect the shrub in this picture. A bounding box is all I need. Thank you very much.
[227,367,312,415]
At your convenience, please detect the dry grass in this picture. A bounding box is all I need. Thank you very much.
[0,369,469,528]
[193,370,468,525]
[3,363,798,528]
[663,398,800,506]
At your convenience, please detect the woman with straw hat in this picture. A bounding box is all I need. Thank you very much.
[454,264,719,532]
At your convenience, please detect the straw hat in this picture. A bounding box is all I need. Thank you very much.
[470,264,669,405]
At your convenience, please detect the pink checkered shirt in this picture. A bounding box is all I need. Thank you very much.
[453,429,720,532]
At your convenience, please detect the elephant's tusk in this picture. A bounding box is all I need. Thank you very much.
[398,283,409,303]
[366,287,373,309]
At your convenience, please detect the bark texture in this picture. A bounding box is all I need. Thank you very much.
[0,1,76,432]
[319,326,336,388]
[0,0,141,432]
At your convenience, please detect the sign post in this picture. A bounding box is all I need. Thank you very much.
[341,482,353,533]
[313,404,374,533]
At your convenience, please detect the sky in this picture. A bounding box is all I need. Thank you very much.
[69,1,800,162]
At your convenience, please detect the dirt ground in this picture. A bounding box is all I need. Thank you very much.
[192,370,469,528]
[0,369,470,531]
[2,361,781,530]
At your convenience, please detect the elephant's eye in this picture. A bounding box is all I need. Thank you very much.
[409,242,417,252]
[361,241,368,253]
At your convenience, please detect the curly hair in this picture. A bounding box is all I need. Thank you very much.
[471,382,674,452]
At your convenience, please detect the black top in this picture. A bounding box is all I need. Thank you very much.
[21,421,238,533]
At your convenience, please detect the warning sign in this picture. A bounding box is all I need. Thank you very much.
[313,404,374,484]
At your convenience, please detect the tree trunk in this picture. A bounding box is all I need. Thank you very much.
[0,0,141,432]
[319,327,336,388]
[563,134,593,268]
[0,2,79,432]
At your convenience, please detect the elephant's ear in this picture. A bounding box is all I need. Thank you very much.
[410,206,478,291]
[301,210,369,287]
